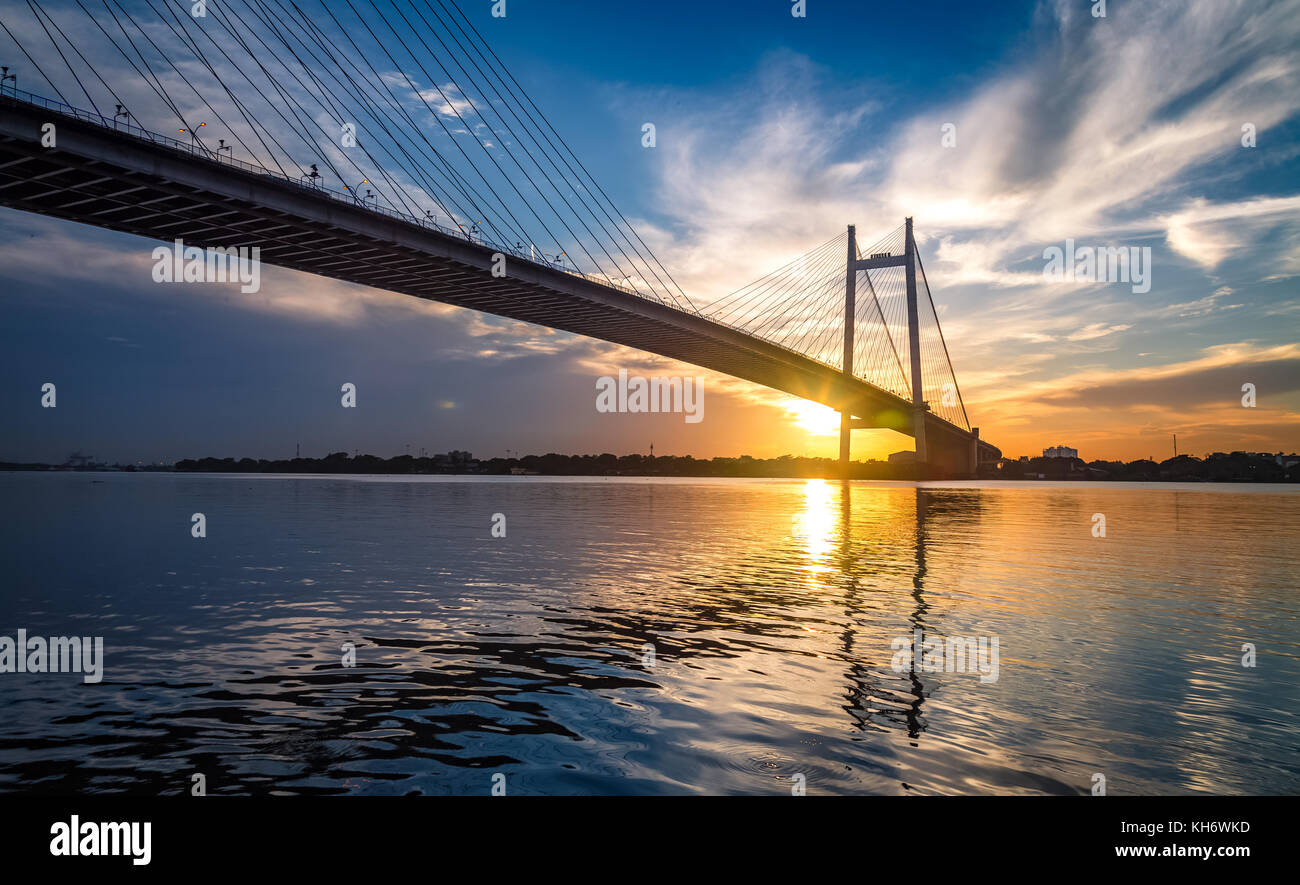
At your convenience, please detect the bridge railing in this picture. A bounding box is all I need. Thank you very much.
[0,85,661,303]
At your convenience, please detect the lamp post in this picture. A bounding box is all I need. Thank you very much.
[178,121,207,152]
[345,178,369,204]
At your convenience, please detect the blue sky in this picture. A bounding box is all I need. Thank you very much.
[1,0,1297,464]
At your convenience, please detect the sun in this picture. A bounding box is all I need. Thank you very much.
[784,399,842,436]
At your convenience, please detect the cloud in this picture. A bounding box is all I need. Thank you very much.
[989,340,1300,411]
[1163,195,1300,271]
[1066,322,1132,342]
[649,0,1300,298]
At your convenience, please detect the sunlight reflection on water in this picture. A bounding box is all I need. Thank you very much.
[0,472,1296,795]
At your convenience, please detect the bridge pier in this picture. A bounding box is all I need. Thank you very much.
[839,409,852,470]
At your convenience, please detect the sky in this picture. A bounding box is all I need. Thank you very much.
[1,0,1298,465]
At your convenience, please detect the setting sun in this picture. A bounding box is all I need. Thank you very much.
[784,399,842,435]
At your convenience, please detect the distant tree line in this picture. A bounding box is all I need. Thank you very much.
[161,449,1299,481]
[996,451,1297,482]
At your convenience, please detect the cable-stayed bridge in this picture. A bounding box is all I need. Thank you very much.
[0,0,998,475]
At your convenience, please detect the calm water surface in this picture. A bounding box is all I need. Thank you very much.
[1,472,1297,795]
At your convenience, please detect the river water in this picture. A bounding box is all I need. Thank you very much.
[0,472,1296,795]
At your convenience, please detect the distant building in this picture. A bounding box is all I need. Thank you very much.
[888,450,916,464]
[1042,445,1078,459]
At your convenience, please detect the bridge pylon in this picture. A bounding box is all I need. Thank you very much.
[838,225,857,470]
[838,217,940,477]
[903,216,928,466]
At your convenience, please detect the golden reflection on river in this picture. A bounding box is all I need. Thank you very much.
[0,472,1296,795]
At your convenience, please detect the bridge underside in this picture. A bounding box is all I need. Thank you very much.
[0,98,999,475]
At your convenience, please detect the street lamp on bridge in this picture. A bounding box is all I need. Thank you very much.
[177,121,206,151]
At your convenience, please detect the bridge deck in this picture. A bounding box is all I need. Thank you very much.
[0,95,999,469]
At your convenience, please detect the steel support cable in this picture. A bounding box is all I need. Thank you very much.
[26,1,108,113]
[803,292,849,368]
[167,0,361,183]
[747,275,829,342]
[348,0,566,264]
[795,245,868,361]
[73,0,198,150]
[213,1,423,222]
[105,0,271,181]
[916,248,970,430]
[199,1,354,184]
[709,233,845,318]
[439,0,695,312]
[855,269,897,387]
[223,0,432,224]
[396,0,657,307]
[747,247,845,340]
[419,0,688,311]
[97,0,205,143]
[854,277,891,383]
[775,275,841,354]
[881,269,913,389]
[35,3,153,147]
[852,262,904,387]
[699,231,843,315]
[144,0,292,175]
[371,0,619,291]
[873,267,905,351]
[810,269,861,366]
[150,0,283,170]
[912,264,949,419]
[864,266,909,391]
[747,254,844,338]
[290,0,516,242]
[315,0,527,249]
[25,0,99,113]
[788,264,850,353]
[269,0,478,221]
[267,0,484,232]
[713,256,836,332]
[0,13,71,102]
[774,269,845,360]
[717,236,845,331]
[713,262,821,332]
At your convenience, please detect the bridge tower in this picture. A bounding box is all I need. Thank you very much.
[903,216,928,466]
[839,225,857,467]
[838,216,933,475]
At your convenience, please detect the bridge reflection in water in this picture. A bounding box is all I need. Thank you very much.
[2,473,1297,795]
